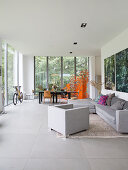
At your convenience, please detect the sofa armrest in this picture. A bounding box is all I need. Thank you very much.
[116,110,128,133]
[65,107,89,134]
[55,104,73,109]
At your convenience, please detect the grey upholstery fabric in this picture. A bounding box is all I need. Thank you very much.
[111,101,126,110]
[111,96,125,106]
[70,98,128,133]
[123,101,128,110]
[48,104,89,136]
[116,110,128,133]
[68,99,95,109]
[90,100,98,106]
[89,108,96,114]
[96,104,116,123]
[106,93,115,106]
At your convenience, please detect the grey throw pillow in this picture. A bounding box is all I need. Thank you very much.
[123,101,128,110]
[106,93,115,106]
[111,101,126,110]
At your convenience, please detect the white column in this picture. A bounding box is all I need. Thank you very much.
[89,56,96,100]
[0,40,2,112]
[19,52,23,92]
[23,55,34,94]
[13,50,18,86]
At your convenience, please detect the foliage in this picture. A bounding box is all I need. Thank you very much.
[104,55,115,90]
[8,45,15,103]
[63,56,74,87]
[35,56,47,92]
[76,57,88,76]
[116,48,128,93]
[35,56,88,92]
[2,43,15,104]
[48,56,61,89]
[104,48,128,93]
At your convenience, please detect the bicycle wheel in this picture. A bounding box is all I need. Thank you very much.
[13,93,17,105]
[20,92,23,103]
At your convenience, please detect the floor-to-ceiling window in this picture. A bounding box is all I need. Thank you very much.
[48,56,61,89]
[2,43,5,94]
[63,57,75,87]
[34,56,88,92]
[7,45,15,104]
[34,56,47,92]
[2,42,23,106]
[76,56,88,76]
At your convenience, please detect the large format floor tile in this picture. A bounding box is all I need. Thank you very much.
[0,158,27,170]
[24,158,91,170]
[80,138,128,158]
[0,100,128,170]
[88,158,128,170]
[31,134,85,159]
[0,134,36,158]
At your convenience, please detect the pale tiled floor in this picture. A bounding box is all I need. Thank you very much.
[0,100,128,170]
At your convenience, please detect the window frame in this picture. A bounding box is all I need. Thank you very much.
[34,56,89,93]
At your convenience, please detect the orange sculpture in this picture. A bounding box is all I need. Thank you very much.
[64,70,89,99]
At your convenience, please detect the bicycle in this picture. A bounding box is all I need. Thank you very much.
[13,86,23,105]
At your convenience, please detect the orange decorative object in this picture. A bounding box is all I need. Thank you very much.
[64,70,89,99]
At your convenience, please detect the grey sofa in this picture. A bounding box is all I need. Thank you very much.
[68,99,96,113]
[69,97,128,133]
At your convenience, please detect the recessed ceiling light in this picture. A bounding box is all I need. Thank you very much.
[81,23,87,28]
[73,42,77,45]
[70,51,72,54]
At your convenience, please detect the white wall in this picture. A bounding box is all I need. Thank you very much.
[89,56,101,99]
[89,56,96,99]
[23,55,34,94]
[13,51,18,86]
[0,40,2,112]
[95,56,101,76]
[101,28,128,101]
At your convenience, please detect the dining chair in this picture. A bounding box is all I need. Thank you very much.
[58,89,68,104]
[43,90,52,103]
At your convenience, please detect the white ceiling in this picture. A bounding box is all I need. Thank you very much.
[0,0,128,56]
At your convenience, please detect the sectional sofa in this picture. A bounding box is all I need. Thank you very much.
[69,97,128,133]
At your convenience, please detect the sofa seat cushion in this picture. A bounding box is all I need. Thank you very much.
[111,101,126,110]
[96,104,116,123]
[111,96,125,106]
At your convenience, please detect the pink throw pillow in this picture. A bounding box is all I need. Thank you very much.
[98,95,108,105]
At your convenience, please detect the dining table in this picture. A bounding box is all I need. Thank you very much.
[39,91,78,104]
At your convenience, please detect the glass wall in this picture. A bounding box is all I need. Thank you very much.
[2,43,5,92]
[2,42,23,106]
[7,45,15,104]
[34,56,88,92]
[76,56,88,76]
[35,56,47,92]
[48,56,61,89]
[63,57,74,87]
